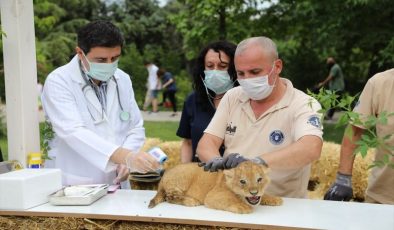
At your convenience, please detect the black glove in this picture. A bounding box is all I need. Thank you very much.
[200,157,225,172]
[324,172,353,201]
[223,153,248,169]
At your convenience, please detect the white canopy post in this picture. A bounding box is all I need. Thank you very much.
[0,0,40,167]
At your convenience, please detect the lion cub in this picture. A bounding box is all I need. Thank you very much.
[148,161,283,214]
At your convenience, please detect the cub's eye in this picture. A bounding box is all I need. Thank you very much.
[257,177,263,183]
[240,179,246,185]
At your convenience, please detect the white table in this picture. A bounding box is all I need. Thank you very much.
[1,190,393,229]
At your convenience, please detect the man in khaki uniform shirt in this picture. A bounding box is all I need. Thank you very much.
[325,69,394,204]
[198,36,323,198]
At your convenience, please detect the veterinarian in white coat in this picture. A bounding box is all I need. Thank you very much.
[42,20,159,187]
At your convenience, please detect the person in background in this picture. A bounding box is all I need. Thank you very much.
[143,60,160,113]
[324,68,394,204]
[318,57,345,120]
[176,41,238,163]
[157,68,177,116]
[197,36,323,198]
[41,20,160,188]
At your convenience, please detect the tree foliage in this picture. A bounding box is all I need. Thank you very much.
[0,0,393,162]
[169,0,263,59]
[0,0,393,106]
[257,0,394,92]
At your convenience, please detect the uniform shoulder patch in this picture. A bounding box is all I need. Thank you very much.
[269,130,284,145]
[307,115,321,128]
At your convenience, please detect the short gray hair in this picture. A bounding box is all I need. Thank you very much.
[235,36,278,61]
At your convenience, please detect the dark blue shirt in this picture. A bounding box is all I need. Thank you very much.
[176,92,224,162]
[161,72,176,91]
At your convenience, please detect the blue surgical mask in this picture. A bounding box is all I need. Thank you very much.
[82,52,118,82]
[203,70,234,94]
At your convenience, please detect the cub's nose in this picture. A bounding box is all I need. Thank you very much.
[249,190,258,196]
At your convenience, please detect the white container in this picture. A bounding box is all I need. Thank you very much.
[0,168,62,210]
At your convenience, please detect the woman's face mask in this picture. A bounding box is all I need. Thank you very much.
[238,63,276,100]
[203,70,234,94]
[82,52,118,82]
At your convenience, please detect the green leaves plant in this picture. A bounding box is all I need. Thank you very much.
[41,121,54,160]
[309,89,393,168]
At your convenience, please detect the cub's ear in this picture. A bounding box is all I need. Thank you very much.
[223,168,235,180]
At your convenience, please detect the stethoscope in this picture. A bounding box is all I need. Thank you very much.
[79,61,130,122]
[201,75,236,110]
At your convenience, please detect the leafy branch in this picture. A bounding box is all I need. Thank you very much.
[41,120,54,160]
[308,88,394,169]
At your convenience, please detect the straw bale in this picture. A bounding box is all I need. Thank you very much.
[141,138,182,168]
[0,216,240,229]
[158,141,182,169]
[308,142,374,200]
[141,138,163,151]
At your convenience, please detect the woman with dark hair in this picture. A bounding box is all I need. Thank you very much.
[176,40,238,163]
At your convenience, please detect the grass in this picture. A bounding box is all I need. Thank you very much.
[322,122,346,144]
[145,121,181,141]
[0,121,344,161]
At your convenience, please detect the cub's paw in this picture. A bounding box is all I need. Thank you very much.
[260,194,283,206]
[182,197,202,206]
[227,203,253,214]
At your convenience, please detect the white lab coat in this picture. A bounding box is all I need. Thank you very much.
[41,55,145,187]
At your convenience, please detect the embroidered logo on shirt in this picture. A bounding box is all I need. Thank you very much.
[269,130,284,145]
[307,115,321,128]
[226,122,237,136]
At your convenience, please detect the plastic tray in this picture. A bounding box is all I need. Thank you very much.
[49,184,108,206]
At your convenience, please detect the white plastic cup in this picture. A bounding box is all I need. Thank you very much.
[148,147,168,164]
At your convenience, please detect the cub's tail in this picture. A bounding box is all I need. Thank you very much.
[148,184,165,208]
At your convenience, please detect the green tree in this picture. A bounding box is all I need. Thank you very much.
[2,0,393,109]
[256,0,394,93]
[106,0,188,106]
[168,0,263,59]
[33,0,104,82]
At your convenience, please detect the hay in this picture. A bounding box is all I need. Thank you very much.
[140,138,182,170]
[308,141,374,200]
[0,216,237,230]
